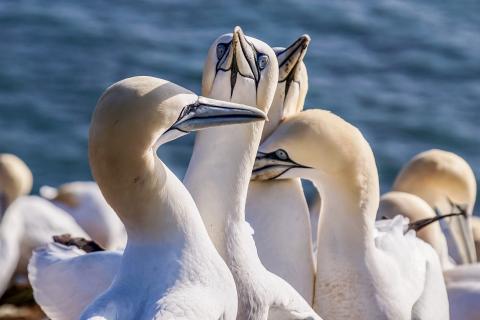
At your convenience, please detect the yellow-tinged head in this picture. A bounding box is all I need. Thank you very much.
[202,26,278,113]
[0,153,33,213]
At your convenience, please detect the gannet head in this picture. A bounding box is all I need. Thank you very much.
[202,26,278,112]
[252,109,379,218]
[392,149,477,264]
[379,191,450,264]
[0,153,33,216]
[252,109,374,182]
[262,35,310,140]
[89,76,266,196]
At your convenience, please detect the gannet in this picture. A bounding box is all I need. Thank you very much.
[40,181,126,250]
[77,76,267,319]
[393,149,477,264]
[252,109,449,319]
[184,27,321,320]
[245,35,315,303]
[0,154,89,298]
[379,191,480,319]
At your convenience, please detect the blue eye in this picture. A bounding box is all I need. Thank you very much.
[275,149,288,160]
[217,43,227,59]
[258,54,269,70]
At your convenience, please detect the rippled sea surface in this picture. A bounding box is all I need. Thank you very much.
[1,1,479,208]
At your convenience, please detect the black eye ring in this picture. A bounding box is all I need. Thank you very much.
[216,43,228,60]
[257,54,269,70]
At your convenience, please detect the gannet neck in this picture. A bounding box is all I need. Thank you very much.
[89,78,187,239]
[314,170,378,256]
[245,178,315,302]
[185,121,264,257]
[185,27,278,258]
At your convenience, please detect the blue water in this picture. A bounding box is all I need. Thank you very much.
[1,1,479,207]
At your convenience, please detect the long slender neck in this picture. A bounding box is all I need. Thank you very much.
[184,121,264,258]
[94,146,206,246]
[314,160,379,262]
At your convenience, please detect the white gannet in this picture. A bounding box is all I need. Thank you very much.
[245,35,315,303]
[393,149,477,264]
[29,75,267,320]
[77,76,267,319]
[379,191,480,319]
[0,154,89,297]
[252,109,449,320]
[184,27,321,319]
[40,181,127,250]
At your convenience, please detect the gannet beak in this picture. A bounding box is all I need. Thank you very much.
[217,26,259,85]
[438,201,477,264]
[251,149,310,180]
[0,192,6,219]
[157,96,265,146]
[407,210,465,233]
[172,96,266,132]
[449,212,477,264]
[277,34,310,82]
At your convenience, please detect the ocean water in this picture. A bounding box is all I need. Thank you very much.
[0,1,479,208]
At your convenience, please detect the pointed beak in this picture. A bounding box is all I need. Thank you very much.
[407,210,465,233]
[218,26,258,85]
[437,201,477,264]
[0,192,8,221]
[157,96,266,147]
[277,34,310,82]
[171,96,266,132]
[251,150,310,180]
[449,214,477,263]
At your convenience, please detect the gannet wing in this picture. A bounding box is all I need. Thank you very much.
[28,242,121,320]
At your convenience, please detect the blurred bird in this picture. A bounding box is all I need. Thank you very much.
[40,181,126,250]
[379,191,480,320]
[393,149,477,265]
[0,154,89,298]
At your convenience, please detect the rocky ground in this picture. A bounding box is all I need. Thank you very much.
[0,285,46,320]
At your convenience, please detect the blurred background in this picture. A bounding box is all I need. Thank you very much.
[1,0,479,210]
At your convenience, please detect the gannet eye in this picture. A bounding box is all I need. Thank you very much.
[257,54,269,70]
[275,149,288,160]
[216,43,228,59]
